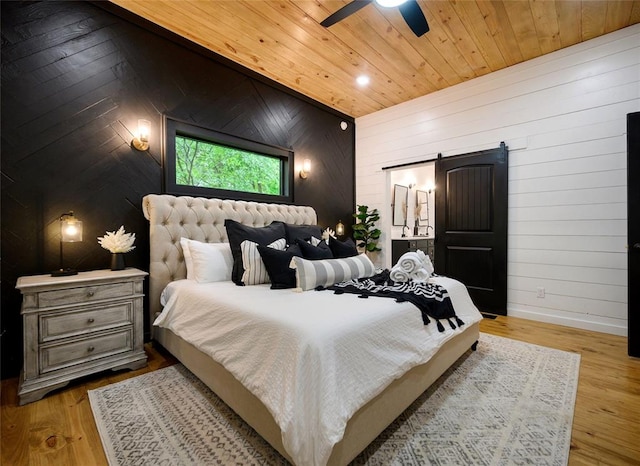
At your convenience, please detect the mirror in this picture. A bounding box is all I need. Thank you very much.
[393,184,409,226]
[416,190,428,222]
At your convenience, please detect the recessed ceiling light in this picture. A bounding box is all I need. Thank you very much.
[356,75,370,86]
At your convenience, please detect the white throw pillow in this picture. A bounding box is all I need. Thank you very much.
[241,238,287,285]
[180,238,233,283]
[181,237,195,280]
[290,253,376,291]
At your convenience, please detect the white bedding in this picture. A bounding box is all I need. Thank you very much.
[154,276,483,466]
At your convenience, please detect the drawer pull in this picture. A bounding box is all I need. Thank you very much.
[87,318,95,324]
[87,291,95,297]
[87,346,95,352]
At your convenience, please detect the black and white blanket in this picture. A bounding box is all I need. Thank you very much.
[321,269,464,332]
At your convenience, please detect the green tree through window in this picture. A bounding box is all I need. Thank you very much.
[164,117,292,203]
[175,135,281,195]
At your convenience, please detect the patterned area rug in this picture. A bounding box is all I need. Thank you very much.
[89,334,580,466]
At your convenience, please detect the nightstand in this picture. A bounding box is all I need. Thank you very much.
[16,268,148,405]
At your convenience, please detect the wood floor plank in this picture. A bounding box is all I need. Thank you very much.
[2,316,639,466]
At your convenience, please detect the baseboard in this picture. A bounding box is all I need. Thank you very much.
[508,307,627,337]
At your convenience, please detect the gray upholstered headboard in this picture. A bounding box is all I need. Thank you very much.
[142,194,317,328]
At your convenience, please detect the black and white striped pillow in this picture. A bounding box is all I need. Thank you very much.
[290,254,376,291]
[241,238,287,285]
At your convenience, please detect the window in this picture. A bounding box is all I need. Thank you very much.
[164,117,293,203]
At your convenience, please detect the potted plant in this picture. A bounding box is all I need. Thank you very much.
[352,205,381,254]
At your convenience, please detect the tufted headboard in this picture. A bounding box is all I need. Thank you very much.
[142,194,317,327]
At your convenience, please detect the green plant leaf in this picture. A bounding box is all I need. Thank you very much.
[351,205,381,254]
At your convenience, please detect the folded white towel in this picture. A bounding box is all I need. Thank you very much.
[397,252,423,274]
[391,250,434,283]
[390,268,410,283]
[411,268,430,283]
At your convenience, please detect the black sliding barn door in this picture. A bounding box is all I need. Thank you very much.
[435,143,508,314]
[628,112,640,358]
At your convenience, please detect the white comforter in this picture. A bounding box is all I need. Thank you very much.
[154,276,483,466]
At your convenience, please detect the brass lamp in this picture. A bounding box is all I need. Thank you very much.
[51,212,83,277]
[336,220,345,237]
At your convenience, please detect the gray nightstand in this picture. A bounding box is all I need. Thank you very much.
[16,268,148,405]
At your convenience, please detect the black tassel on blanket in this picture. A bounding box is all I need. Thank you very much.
[322,270,464,332]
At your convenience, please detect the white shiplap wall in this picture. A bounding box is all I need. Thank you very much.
[355,24,640,336]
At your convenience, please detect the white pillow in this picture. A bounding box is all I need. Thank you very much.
[181,237,195,280]
[180,238,233,283]
[241,238,287,285]
[290,253,376,291]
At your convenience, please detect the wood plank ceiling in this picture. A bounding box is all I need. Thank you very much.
[110,1,640,118]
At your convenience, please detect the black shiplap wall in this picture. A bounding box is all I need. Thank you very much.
[1,1,355,378]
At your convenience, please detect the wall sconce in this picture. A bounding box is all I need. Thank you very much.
[299,158,311,179]
[51,212,83,277]
[131,119,150,151]
[336,220,345,237]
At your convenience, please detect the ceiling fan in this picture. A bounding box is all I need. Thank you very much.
[320,0,430,37]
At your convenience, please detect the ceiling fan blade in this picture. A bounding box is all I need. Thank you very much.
[320,0,373,28]
[398,0,429,37]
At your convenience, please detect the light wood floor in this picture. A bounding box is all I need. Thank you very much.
[2,316,639,465]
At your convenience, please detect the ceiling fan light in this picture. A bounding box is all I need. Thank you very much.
[375,0,408,8]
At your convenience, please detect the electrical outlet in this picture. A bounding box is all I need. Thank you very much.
[536,287,545,298]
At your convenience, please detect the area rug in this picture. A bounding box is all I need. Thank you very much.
[89,334,580,465]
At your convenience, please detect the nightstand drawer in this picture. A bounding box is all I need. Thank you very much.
[40,302,134,342]
[40,328,133,374]
[38,281,134,308]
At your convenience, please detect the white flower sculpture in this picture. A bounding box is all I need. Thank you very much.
[322,228,336,242]
[98,226,136,253]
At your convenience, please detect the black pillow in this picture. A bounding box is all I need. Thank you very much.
[329,236,359,258]
[225,219,287,285]
[296,238,333,260]
[284,223,323,245]
[257,244,302,289]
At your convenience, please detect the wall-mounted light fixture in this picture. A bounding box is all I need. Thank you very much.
[131,119,150,151]
[51,211,83,277]
[336,220,345,237]
[300,158,311,179]
[340,121,348,131]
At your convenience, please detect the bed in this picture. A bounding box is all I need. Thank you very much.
[142,193,482,466]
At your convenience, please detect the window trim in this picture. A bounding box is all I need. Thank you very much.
[163,116,294,203]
